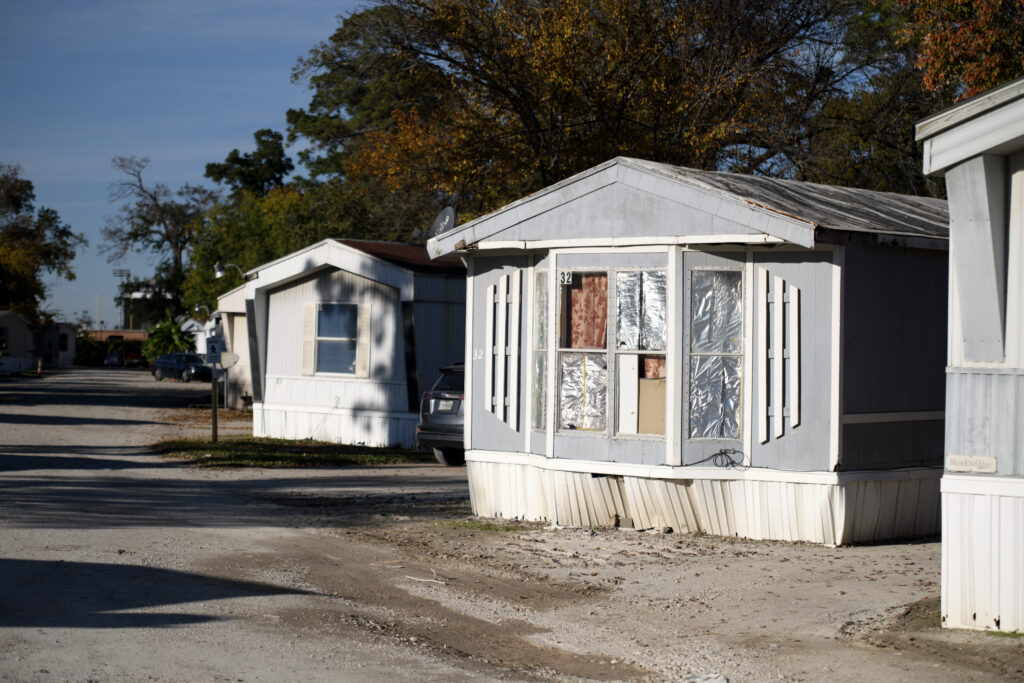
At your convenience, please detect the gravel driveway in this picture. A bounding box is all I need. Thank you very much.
[0,368,1021,682]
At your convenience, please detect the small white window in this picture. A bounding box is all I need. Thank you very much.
[302,303,370,377]
[317,303,358,373]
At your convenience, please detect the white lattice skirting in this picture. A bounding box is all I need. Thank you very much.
[942,475,1024,632]
[466,452,941,546]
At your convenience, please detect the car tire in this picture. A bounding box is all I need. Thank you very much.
[154,368,163,381]
[433,448,465,467]
[180,369,191,383]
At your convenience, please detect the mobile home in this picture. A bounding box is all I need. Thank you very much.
[917,76,1024,631]
[427,157,949,545]
[233,239,465,447]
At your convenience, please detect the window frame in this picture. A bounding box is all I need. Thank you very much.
[550,266,670,438]
[555,269,610,433]
[686,267,744,442]
[612,267,668,438]
[313,302,360,376]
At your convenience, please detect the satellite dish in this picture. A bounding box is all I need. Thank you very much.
[219,352,240,369]
[427,206,457,238]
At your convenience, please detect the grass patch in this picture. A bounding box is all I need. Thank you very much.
[987,630,1024,639]
[153,436,434,468]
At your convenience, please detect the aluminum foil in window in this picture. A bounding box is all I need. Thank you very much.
[583,354,608,430]
[534,270,548,350]
[616,272,642,349]
[641,271,667,350]
[690,271,742,354]
[559,352,607,431]
[688,355,741,439]
[532,350,547,431]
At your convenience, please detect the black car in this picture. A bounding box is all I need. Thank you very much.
[152,353,212,383]
[417,363,465,466]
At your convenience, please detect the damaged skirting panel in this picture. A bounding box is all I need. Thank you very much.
[941,475,1024,632]
[466,455,940,546]
[254,403,418,448]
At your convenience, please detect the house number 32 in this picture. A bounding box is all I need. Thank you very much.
[559,271,573,285]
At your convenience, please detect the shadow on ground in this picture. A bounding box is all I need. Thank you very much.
[0,558,312,628]
[0,467,470,530]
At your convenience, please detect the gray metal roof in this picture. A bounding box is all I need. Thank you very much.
[629,159,949,240]
[917,75,1024,141]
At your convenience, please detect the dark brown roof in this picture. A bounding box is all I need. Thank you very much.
[337,239,465,274]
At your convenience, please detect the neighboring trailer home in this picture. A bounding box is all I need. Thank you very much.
[236,239,465,447]
[917,77,1024,632]
[216,283,252,410]
[426,157,949,546]
[35,322,76,368]
[0,311,34,373]
[180,318,207,356]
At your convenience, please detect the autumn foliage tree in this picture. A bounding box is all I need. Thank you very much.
[898,0,1024,98]
[290,0,915,229]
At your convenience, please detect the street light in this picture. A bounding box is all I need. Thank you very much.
[213,262,245,280]
[194,304,210,319]
[113,268,130,328]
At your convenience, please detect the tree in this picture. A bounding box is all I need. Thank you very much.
[290,0,881,232]
[0,163,86,322]
[204,129,294,196]
[897,0,1024,98]
[142,310,195,362]
[793,1,954,196]
[287,5,448,179]
[102,156,217,316]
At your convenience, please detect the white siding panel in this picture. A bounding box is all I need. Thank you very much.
[942,477,1024,632]
[257,404,417,448]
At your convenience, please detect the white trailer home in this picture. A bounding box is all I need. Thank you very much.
[231,239,465,448]
[427,157,949,545]
[917,76,1024,632]
[216,283,251,410]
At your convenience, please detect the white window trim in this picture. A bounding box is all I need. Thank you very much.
[302,302,370,378]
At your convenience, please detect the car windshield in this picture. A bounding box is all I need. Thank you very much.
[183,355,204,363]
[434,371,464,392]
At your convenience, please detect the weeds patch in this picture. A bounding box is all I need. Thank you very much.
[153,436,433,468]
[437,519,522,533]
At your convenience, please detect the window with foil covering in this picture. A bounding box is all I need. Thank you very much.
[688,270,743,439]
[532,270,548,431]
[557,271,608,430]
[615,270,667,435]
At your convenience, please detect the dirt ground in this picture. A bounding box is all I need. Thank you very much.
[242,479,1024,682]
[2,368,1023,682]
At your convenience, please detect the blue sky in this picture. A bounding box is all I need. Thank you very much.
[1,0,362,324]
